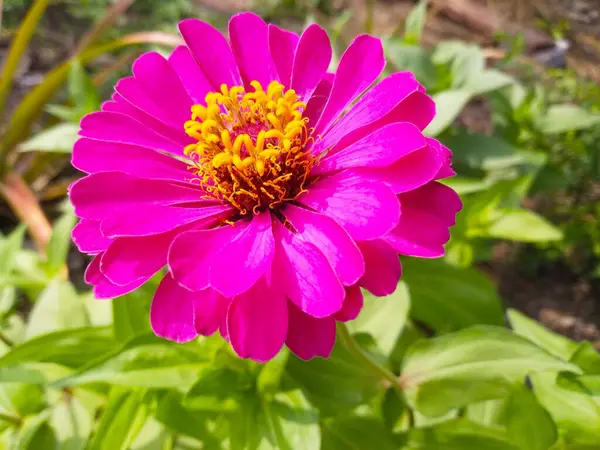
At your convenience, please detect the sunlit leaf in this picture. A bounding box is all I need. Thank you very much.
[18,123,80,154]
[505,387,557,450]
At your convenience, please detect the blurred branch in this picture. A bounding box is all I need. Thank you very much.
[0,171,51,255]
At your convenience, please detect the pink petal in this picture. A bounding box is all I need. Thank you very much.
[298,170,400,241]
[168,224,245,292]
[227,277,288,362]
[268,24,299,86]
[100,204,231,238]
[290,24,332,101]
[193,288,230,336]
[168,45,213,104]
[282,204,364,286]
[131,52,194,127]
[72,138,188,181]
[273,220,344,318]
[79,111,185,156]
[69,172,203,221]
[383,91,436,132]
[382,208,450,258]
[85,255,148,299]
[179,19,241,89]
[435,142,456,179]
[210,212,275,298]
[304,73,333,127]
[72,219,113,254]
[316,72,421,152]
[150,273,197,343]
[229,13,278,88]
[358,240,402,297]
[399,182,462,227]
[100,229,180,285]
[313,35,385,137]
[286,301,336,360]
[314,122,426,175]
[333,284,364,322]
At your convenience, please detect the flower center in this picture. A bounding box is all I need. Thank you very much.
[183,80,317,216]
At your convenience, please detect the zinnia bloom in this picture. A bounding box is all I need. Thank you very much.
[70,12,461,362]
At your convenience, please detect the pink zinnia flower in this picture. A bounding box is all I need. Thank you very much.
[70,12,461,362]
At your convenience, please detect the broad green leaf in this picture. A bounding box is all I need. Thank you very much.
[17,123,79,154]
[570,341,600,374]
[505,387,557,450]
[0,383,46,417]
[50,395,93,450]
[350,283,410,355]
[321,416,397,450]
[88,388,148,450]
[129,418,168,450]
[0,226,26,276]
[258,348,290,395]
[0,286,16,318]
[402,258,504,332]
[485,209,563,243]
[0,362,72,384]
[531,373,600,445]
[12,413,55,450]
[26,280,90,339]
[401,326,580,416]
[443,131,525,171]
[506,309,577,361]
[82,293,113,327]
[112,286,154,342]
[469,69,515,95]
[286,337,380,416]
[389,320,426,371]
[44,212,77,275]
[403,0,429,44]
[465,399,507,427]
[425,89,472,136]
[535,104,600,134]
[0,327,115,368]
[184,365,251,409]
[383,41,437,89]
[68,60,101,117]
[407,419,519,450]
[433,41,484,88]
[381,388,408,432]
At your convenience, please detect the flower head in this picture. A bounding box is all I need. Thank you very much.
[70,12,462,362]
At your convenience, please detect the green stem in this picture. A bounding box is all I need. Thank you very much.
[337,323,404,393]
[0,411,21,426]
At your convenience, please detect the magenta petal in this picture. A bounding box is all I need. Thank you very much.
[131,52,194,127]
[85,255,148,299]
[72,138,188,181]
[179,19,241,89]
[168,45,213,104]
[400,182,462,227]
[358,240,402,297]
[100,204,231,238]
[79,111,184,156]
[333,284,364,322]
[268,24,298,86]
[286,301,336,360]
[291,24,332,101]
[227,277,288,362]
[72,219,113,254]
[314,122,426,174]
[150,273,198,343]
[314,35,385,136]
[298,170,400,241]
[229,13,278,88]
[210,212,275,298]
[193,289,230,336]
[382,208,450,258]
[69,172,202,221]
[283,204,364,286]
[168,224,244,292]
[317,72,421,151]
[383,91,436,132]
[273,220,344,318]
[304,73,333,126]
[435,142,456,179]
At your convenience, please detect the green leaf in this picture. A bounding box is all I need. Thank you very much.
[45,211,77,275]
[470,69,515,95]
[407,419,519,450]
[322,416,397,450]
[485,209,563,243]
[506,309,577,361]
[0,225,26,276]
[401,326,580,416]
[504,387,557,450]
[12,413,55,450]
[381,388,408,432]
[401,258,504,332]
[465,399,507,427]
[258,348,290,395]
[17,123,80,154]
[88,388,148,450]
[570,341,600,374]
[350,283,410,355]
[531,373,600,445]
[129,418,168,450]
[535,104,600,134]
[425,89,472,136]
[112,286,154,342]
[433,41,484,88]
[0,383,46,417]
[50,395,93,450]
[383,40,437,89]
[68,60,101,117]
[403,0,429,44]
[25,280,90,339]
[0,362,72,384]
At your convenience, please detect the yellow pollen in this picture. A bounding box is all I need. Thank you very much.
[183,80,316,215]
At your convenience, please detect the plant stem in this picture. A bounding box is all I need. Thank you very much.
[337,323,404,393]
[0,411,21,427]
